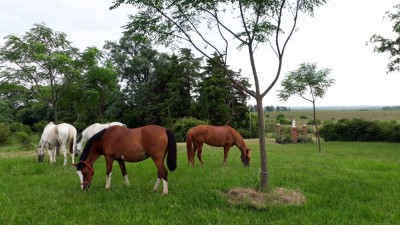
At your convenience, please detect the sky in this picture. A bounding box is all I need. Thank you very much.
[1,0,399,107]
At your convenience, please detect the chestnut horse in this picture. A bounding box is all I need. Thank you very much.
[74,125,177,195]
[75,122,126,154]
[186,125,251,166]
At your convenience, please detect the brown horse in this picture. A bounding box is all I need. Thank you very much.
[74,125,177,195]
[186,125,251,166]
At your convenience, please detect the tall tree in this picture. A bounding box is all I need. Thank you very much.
[74,47,120,123]
[277,62,334,152]
[111,0,327,189]
[0,23,80,123]
[369,4,400,73]
[194,54,250,126]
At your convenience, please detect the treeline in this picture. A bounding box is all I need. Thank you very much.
[0,24,251,134]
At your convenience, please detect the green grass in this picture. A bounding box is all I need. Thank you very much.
[0,140,399,224]
[266,109,400,124]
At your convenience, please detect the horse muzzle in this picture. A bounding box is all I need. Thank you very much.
[83,183,91,191]
[38,154,45,162]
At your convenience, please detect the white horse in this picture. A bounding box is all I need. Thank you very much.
[37,122,77,166]
[75,122,126,153]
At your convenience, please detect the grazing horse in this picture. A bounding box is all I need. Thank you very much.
[186,125,251,166]
[75,122,126,154]
[37,122,77,166]
[74,125,177,195]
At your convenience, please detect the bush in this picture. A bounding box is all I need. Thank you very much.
[275,134,292,144]
[0,123,12,145]
[173,117,209,142]
[16,131,34,151]
[319,119,400,142]
[32,121,50,132]
[237,128,258,139]
[307,119,321,125]
[9,122,32,135]
[298,135,313,143]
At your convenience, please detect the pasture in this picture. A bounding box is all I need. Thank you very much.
[0,139,399,224]
[265,109,400,123]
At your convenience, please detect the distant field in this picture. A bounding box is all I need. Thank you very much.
[265,109,400,124]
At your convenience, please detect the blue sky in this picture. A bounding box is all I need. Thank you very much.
[1,0,399,107]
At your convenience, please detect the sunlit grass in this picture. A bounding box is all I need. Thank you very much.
[0,141,399,224]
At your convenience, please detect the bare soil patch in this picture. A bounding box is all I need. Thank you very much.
[226,187,305,208]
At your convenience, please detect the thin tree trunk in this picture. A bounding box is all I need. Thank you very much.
[256,96,268,190]
[313,102,321,152]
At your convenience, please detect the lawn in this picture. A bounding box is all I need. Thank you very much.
[1,139,399,224]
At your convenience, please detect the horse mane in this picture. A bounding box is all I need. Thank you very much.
[76,133,83,143]
[229,126,246,150]
[78,129,106,167]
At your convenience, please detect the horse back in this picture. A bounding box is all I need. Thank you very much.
[191,125,233,147]
[102,125,168,162]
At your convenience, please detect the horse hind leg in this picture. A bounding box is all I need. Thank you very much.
[60,144,68,167]
[117,159,130,186]
[196,143,205,166]
[153,159,168,195]
[189,143,197,166]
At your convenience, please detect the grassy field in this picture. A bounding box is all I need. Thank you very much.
[265,109,400,124]
[1,139,399,224]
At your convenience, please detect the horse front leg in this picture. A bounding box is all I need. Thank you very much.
[223,146,230,166]
[153,159,168,195]
[105,157,114,189]
[117,159,130,186]
[48,147,56,164]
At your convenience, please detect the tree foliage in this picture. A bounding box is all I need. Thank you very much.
[277,62,334,152]
[370,4,400,73]
[0,23,80,122]
[109,0,328,189]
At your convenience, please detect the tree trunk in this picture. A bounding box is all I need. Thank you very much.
[53,101,60,156]
[256,96,269,190]
[313,102,321,152]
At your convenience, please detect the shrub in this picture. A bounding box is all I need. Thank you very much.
[0,123,12,145]
[9,122,32,135]
[32,121,50,132]
[173,117,209,142]
[319,119,400,142]
[307,119,321,125]
[275,134,292,144]
[16,131,34,151]
[237,128,258,139]
[297,135,313,143]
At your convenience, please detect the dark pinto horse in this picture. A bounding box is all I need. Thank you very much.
[186,125,251,166]
[74,125,177,195]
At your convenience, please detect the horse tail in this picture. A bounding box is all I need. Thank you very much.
[68,128,76,154]
[165,129,177,171]
[186,129,193,163]
[69,136,74,154]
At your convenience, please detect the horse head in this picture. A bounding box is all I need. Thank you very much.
[74,161,94,191]
[74,142,82,156]
[240,147,251,167]
[36,141,48,162]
